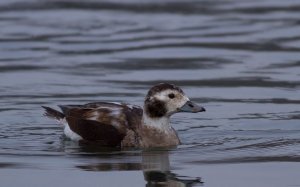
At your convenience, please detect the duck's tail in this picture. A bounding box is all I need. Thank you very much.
[42,106,65,121]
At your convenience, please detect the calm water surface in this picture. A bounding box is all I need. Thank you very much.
[0,0,300,186]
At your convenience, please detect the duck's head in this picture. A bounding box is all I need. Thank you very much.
[144,83,205,118]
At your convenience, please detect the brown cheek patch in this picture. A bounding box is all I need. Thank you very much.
[145,100,167,118]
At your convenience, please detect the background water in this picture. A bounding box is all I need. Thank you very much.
[0,0,300,186]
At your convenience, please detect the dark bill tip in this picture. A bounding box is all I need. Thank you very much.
[179,101,206,113]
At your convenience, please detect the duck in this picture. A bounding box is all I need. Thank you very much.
[42,83,205,148]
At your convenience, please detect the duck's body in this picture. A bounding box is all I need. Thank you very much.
[43,83,205,148]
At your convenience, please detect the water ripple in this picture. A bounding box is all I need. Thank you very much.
[0,0,300,178]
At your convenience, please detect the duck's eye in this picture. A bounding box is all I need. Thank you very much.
[168,93,175,99]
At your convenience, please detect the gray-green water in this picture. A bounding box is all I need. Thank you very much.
[0,0,300,186]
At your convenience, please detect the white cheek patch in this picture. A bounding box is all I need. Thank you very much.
[152,90,190,114]
[168,95,189,113]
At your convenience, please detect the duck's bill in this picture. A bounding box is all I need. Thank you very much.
[179,101,206,113]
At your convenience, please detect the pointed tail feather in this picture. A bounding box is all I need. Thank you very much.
[42,106,65,121]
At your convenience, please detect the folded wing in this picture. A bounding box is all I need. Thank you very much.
[59,102,142,147]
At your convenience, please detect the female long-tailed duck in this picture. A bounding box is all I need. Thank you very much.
[42,83,205,148]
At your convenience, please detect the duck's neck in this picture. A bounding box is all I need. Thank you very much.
[140,113,180,148]
[142,114,172,133]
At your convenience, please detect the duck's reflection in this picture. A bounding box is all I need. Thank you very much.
[74,144,202,186]
[142,150,202,187]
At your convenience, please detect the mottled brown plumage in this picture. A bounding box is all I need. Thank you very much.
[43,83,205,148]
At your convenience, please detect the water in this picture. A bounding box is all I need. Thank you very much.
[0,0,300,186]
